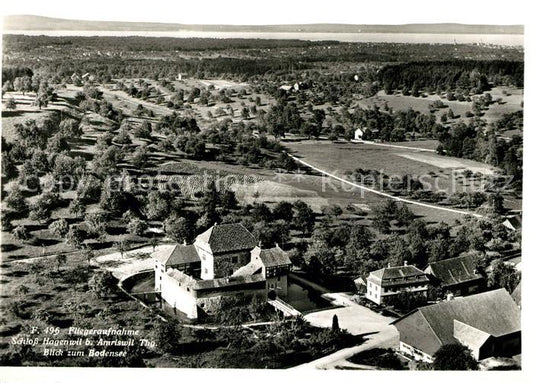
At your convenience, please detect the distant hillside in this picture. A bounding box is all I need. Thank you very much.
[3,15,524,34]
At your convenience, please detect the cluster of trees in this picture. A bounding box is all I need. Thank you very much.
[76,85,124,124]
[291,200,517,286]
[436,116,522,189]
[379,60,524,95]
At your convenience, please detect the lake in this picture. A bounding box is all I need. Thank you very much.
[3,30,524,46]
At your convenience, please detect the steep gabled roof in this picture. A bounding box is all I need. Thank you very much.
[426,254,483,287]
[453,320,491,352]
[392,289,521,356]
[152,244,200,266]
[256,246,292,268]
[195,223,258,254]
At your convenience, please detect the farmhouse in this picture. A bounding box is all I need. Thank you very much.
[365,262,429,305]
[424,254,485,297]
[392,289,521,362]
[152,223,292,319]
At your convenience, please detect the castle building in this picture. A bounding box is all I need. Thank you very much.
[152,223,292,319]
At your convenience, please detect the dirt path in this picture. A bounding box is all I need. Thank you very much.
[360,140,436,152]
[288,154,484,218]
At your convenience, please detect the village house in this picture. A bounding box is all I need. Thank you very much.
[424,254,485,297]
[353,128,364,141]
[392,289,521,362]
[70,73,81,84]
[503,214,522,231]
[365,262,429,305]
[152,223,292,319]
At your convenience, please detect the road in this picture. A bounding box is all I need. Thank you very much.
[292,303,399,370]
[288,153,484,218]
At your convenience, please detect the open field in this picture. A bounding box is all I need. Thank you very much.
[285,140,495,190]
[283,140,519,223]
[396,152,495,175]
[198,79,248,89]
[355,86,523,126]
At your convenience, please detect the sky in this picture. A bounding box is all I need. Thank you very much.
[1,0,528,25]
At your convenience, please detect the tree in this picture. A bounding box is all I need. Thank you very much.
[11,225,31,242]
[144,191,170,220]
[304,240,337,276]
[59,119,83,139]
[153,319,181,354]
[293,200,315,234]
[17,284,30,296]
[487,192,504,214]
[93,146,123,177]
[432,344,478,370]
[49,219,69,238]
[88,270,116,298]
[115,237,129,259]
[56,253,67,272]
[128,217,148,236]
[115,126,132,145]
[134,120,152,139]
[149,236,159,252]
[273,201,294,222]
[220,190,238,211]
[241,106,250,120]
[99,177,131,216]
[84,248,95,266]
[66,225,86,249]
[69,198,87,218]
[1,212,14,232]
[29,202,52,223]
[85,209,109,238]
[488,259,520,294]
[331,314,340,332]
[76,174,102,203]
[5,186,28,212]
[164,214,195,244]
[2,152,18,180]
[372,214,391,234]
[131,145,149,168]
[5,98,16,110]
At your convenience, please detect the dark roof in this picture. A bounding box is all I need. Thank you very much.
[257,246,292,268]
[425,254,483,287]
[392,289,521,356]
[196,223,258,254]
[504,215,522,230]
[152,244,200,266]
[369,265,428,286]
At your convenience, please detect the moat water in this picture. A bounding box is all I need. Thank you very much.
[285,280,333,313]
[123,271,334,314]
